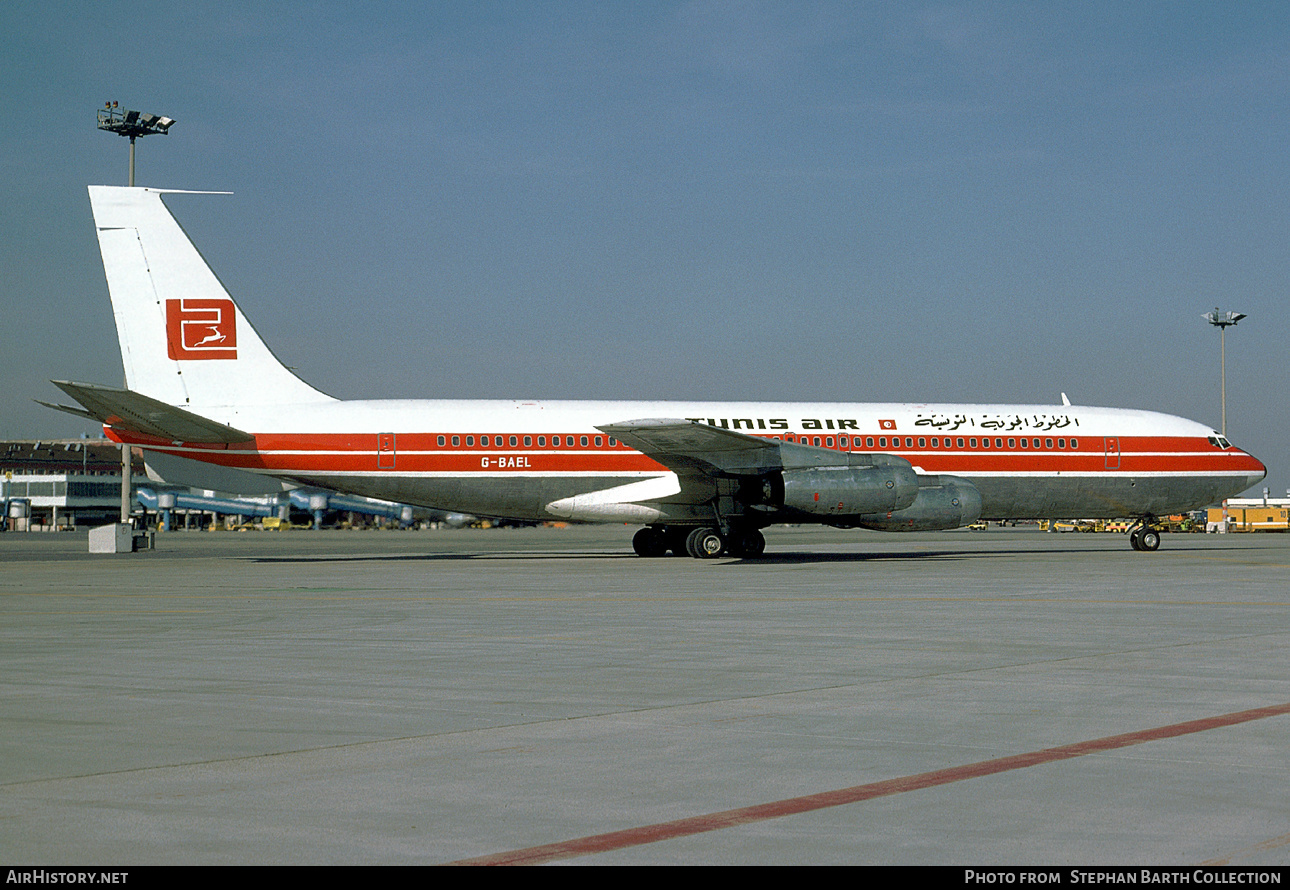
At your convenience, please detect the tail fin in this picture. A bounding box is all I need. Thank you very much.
[87,186,333,410]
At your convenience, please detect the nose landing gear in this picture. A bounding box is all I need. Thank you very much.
[1128,519,1161,551]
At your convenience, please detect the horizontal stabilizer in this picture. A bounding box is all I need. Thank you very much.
[34,399,97,422]
[48,380,254,444]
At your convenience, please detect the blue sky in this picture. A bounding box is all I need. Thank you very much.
[3,1,1286,498]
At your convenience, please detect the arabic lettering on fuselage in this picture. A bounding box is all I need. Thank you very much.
[913,413,1080,432]
[682,414,1081,433]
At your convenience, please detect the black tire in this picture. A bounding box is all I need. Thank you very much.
[1139,529,1161,551]
[728,528,766,558]
[664,527,691,556]
[686,527,725,559]
[632,527,667,557]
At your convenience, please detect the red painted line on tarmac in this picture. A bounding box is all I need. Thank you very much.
[447,702,1290,866]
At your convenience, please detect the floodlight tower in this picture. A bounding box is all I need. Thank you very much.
[1202,307,1246,438]
[97,102,176,525]
[96,102,175,186]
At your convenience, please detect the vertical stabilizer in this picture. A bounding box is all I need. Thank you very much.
[88,186,333,410]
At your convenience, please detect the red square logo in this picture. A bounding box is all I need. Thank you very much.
[166,299,237,360]
[879,419,897,430]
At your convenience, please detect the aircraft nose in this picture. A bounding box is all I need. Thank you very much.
[1244,452,1268,489]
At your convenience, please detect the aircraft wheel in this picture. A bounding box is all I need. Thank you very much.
[632,527,667,557]
[686,527,725,559]
[665,527,691,556]
[1129,528,1143,551]
[728,528,766,558]
[1139,529,1161,551]
[727,533,746,557]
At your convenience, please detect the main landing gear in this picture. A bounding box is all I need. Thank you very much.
[1127,518,1161,552]
[632,525,766,559]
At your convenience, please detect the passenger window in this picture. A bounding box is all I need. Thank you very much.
[995,438,1002,448]
[580,436,589,447]
[826,437,834,447]
[595,436,603,447]
[509,436,518,447]
[1070,438,1078,448]
[1046,438,1053,448]
[879,437,887,448]
[905,437,913,448]
[931,438,939,448]
[866,437,874,448]
[918,437,926,448]
[969,438,977,448]
[839,437,848,448]
[437,435,445,447]
[537,436,545,447]
[1020,439,1028,448]
[524,436,532,447]
[452,436,460,447]
[956,438,965,448]
[1033,438,1040,449]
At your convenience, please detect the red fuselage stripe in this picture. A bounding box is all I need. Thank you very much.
[106,429,1264,477]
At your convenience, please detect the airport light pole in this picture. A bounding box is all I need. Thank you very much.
[1202,307,1246,438]
[97,102,176,523]
[96,102,175,187]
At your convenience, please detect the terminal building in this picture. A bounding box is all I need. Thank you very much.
[2,438,442,532]
[2,439,142,531]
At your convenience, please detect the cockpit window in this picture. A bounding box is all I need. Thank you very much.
[1208,435,1232,449]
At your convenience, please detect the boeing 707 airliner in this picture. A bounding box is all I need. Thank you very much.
[44,187,1266,557]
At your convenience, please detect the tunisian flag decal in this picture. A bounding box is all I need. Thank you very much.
[879,419,897,430]
[166,298,238,360]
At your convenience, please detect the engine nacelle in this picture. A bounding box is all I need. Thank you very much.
[854,475,982,531]
[775,463,919,517]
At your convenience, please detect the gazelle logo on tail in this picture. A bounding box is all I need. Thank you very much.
[166,298,237,360]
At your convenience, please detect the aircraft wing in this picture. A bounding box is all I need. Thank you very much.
[597,418,783,476]
[45,380,254,444]
[598,418,908,477]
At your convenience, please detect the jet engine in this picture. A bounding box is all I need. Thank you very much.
[853,475,982,531]
[766,462,920,517]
